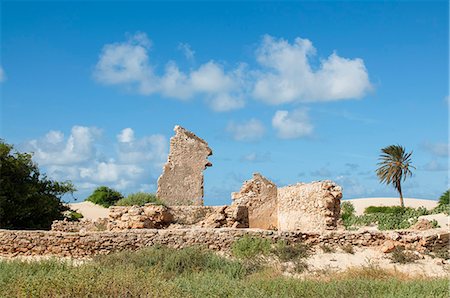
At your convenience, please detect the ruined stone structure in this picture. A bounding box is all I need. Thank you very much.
[232,173,278,229]
[52,204,248,232]
[1,228,447,258]
[157,126,212,206]
[278,181,342,232]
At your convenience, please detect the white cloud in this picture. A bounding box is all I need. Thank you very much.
[117,128,135,143]
[272,109,313,139]
[94,33,246,112]
[422,141,449,157]
[28,126,101,165]
[178,42,195,61]
[0,66,5,82]
[26,125,168,198]
[117,133,167,166]
[253,35,372,104]
[94,33,372,112]
[79,161,143,183]
[226,119,265,141]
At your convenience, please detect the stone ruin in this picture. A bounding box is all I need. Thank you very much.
[53,125,343,233]
[231,174,342,232]
[156,125,212,206]
[155,126,342,232]
[231,173,278,230]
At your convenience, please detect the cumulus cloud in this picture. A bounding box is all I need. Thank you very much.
[94,33,246,112]
[93,33,372,112]
[26,125,168,196]
[272,109,313,139]
[226,119,265,141]
[27,126,101,166]
[253,35,371,104]
[117,128,135,143]
[0,66,5,82]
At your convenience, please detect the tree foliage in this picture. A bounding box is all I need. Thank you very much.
[0,140,75,230]
[86,186,123,207]
[376,145,415,208]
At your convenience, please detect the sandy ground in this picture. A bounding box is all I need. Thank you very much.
[299,247,449,278]
[68,201,109,220]
[345,198,438,215]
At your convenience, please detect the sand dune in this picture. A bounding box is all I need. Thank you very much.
[344,198,438,215]
[68,201,109,220]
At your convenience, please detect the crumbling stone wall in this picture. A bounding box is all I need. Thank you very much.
[1,228,447,258]
[278,180,342,232]
[232,173,278,229]
[52,204,248,232]
[157,126,212,206]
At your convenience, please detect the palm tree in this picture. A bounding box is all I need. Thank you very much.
[376,145,415,208]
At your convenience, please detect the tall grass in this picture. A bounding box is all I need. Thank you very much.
[0,246,447,297]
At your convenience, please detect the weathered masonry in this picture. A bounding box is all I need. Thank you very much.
[157,126,212,206]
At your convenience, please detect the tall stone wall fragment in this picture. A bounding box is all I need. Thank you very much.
[231,173,278,229]
[157,126,212,205]
[277,180,342,232]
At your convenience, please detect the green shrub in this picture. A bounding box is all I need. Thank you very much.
[86,186,123,207]
[272,240,310,262]
[432,190,450,215]
[389,247,418,264]
[0,140,75,230]
[438,190,449,206]
[341,201,355,220]
[364,206,409,215]
[344,206,432,230]
[115,192,163,206]
[66,210,83,221]
[231,236,271,259]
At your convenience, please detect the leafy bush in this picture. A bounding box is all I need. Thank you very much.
[343,205,432,230]
[115,192,164,206]
[432,190,450,215]
[0,140,75,230]
[66,210,83,221]
[272,240,310,262]
[231,236,271,259]
[438,190,449,206]
[86,186,123,207]
[364,206,409,215]
[389,247,418,264]
[341,201,357,229]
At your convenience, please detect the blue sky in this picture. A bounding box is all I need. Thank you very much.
[1,1,448,205]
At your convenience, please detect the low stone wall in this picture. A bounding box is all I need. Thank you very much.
[52,205,249,232]
[1,228,447,258]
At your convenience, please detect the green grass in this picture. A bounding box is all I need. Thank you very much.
[0,246,447,298]
[231,235,271,259]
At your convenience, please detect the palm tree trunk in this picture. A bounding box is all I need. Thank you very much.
[399,185,405,208]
